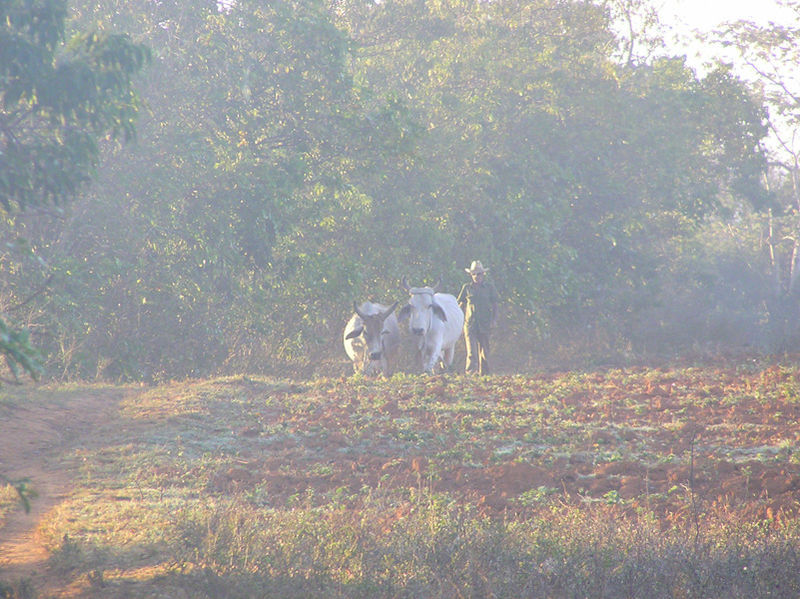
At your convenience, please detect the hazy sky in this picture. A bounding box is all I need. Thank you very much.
[654,0,799,70]
[656,0,800,152]
[658,0,795,31]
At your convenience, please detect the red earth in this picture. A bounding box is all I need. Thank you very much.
[1,366,799,596]
[0,386,123,598]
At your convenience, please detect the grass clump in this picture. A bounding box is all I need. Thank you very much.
[163,496,800,599]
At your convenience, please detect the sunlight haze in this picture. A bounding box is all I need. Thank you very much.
[654,0,800,110]
[658,0,795,31]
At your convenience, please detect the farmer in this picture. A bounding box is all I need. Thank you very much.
[457,260,499,375]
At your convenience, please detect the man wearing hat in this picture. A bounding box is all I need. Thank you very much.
[457,260,499,375]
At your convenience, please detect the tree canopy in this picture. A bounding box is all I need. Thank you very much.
[1,0,150,211]
[1,0,149,380]
[1,0,795,380]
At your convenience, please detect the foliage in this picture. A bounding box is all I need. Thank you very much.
[0,0,151,211]
[3,0,417,380]
[704,3,800,353]
[163,499,800,599]
[0,316,42,382]
[0,0,791,380]
[0,0,149,383]
[0,474,37,514]
[709,0,800,170]
[337,0,768,337]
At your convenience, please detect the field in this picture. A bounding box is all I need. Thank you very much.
[2,359,800,597]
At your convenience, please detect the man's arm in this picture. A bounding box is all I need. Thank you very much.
[489,282,499,327]
[456,284,468,309]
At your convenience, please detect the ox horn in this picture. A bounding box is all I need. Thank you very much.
[402,277,411,292]
[431,279,441,293]
[381,301,399,320]
[353,301,366,319]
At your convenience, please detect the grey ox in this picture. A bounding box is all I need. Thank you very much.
[343,301,400,376]
[398,279,464,373]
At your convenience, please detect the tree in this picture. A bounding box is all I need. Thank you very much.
[704,1,800,349]
[335,0,769,359]
[15,0,407,378]
[0,0,779,377]
[1,0,150,211]
[0,0,150,380]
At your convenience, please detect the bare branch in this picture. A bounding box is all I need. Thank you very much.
[6,274,55,313]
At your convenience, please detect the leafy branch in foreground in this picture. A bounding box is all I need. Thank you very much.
[1,0,152,211]
[0,474,38,514]
[0,316,43,383]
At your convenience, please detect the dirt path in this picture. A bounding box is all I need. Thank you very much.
[0,386,125,597]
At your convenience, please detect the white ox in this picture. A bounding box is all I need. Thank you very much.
[397,279,464,374]
[343,301,400,376]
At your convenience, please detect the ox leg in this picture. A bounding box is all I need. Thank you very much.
[421,352,433,374]
[366,358,383,377]
[425,343,442,374]
[442,345,455,371]
[383,349,397,377]
[361,350,379,376]
[353,352,364,375]
[418,346,432,374]
[415,339,427,372]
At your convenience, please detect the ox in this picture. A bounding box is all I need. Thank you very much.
[397,279,464,374]
[343,301,400,376]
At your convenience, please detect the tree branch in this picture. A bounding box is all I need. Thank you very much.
[6,273,55,313]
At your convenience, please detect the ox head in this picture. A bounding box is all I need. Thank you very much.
[345,301,398,361]
[398,278,447,336]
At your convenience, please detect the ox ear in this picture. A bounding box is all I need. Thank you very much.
[397,304,412,323]
[432,301,447,322]
[380,301,399,320]
[345,326,364,340]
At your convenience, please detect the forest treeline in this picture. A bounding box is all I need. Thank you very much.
[2,0,800,381]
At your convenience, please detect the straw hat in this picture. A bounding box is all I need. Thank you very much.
[465,260,488,275]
